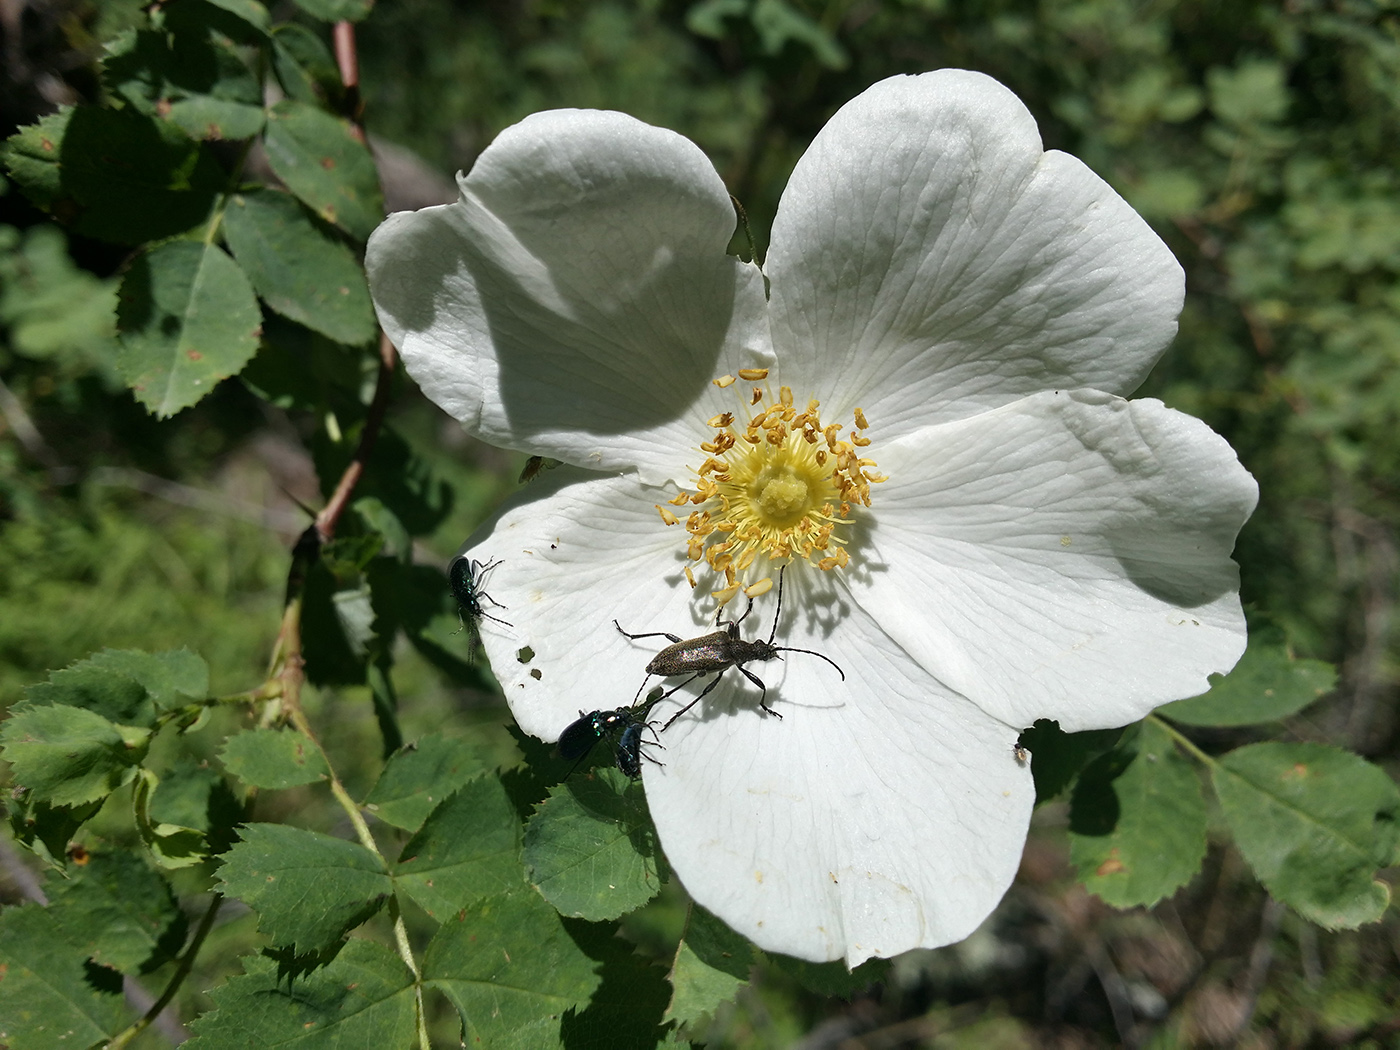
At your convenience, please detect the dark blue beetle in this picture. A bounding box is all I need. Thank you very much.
[449,555,511,631]
[557,705,662,779]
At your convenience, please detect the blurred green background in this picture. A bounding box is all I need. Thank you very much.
[1,0,1397,1045]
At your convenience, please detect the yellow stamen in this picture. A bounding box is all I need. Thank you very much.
[713,375,737,388]
[745,577,774,597]
[666,375,887,597]
[656,505,679,526]
[738,367,770,381]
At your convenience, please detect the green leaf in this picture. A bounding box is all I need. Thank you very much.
[1017,720,1125,803]
[0,704,149,806]
[353,497,411,562]
[666,904,753,1027]
[559,919,673,1050]
[263,100,383,241]
[751,0,848,69]
[0,222,118,372]
[7,796,103,870]
[392,776,524,919]
[364,731,493,832]
[271,24,342,106]
[24,649,208,721]
[0,905,132,1049]
[424,891,602,1050]
[85,648,209,710]
[183,940,417,1050]
[1213,742,1400,928]
[291,0,374,24]
[762,952,888,998]
[116,239,262,417]
[47,852,187,974]
[146,758,242,856]
[219,727,331,789]
[302,560,368,686]
[133,768,210,869]
[222,188,376,344]
[1068,720,1208,907]
[523,768,665,921]
[5,106,223,244]
[203,0,272,31]
[1159,631,1336,726]
[4,109,70,209]
[103,21,264,142]
[22,661,155,728]
[218,824,391,954]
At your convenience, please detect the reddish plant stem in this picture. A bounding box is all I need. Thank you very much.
[333,21,365,134]
[314,331,398,544]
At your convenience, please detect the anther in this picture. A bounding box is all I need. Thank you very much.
[738,368,770,381]
[656,505,679,526]
[713,375,737,388]
[854,407,869,429]
[745,577,774,597]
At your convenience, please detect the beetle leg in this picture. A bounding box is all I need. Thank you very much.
[662,672,724,731]
[614,620,683,644]
[738,664,782,719]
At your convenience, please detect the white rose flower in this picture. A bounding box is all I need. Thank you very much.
[366,70,1258,966]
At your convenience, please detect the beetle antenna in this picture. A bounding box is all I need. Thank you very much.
[766,564,788,645]
[773,646,846,680]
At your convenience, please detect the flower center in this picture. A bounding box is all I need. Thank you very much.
[656,369,887,604]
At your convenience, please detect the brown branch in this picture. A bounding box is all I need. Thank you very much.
[333,21,365,133]
[313,331,398,544]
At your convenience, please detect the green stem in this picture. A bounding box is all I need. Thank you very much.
[201,138,255,248]
[285,709,428,1050]
[105,892,224,1050]
[1148,713,1218,768]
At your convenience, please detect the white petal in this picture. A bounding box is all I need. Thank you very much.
[367,109,771,483]
[643,605,1033,965]
[458,466,729,739]
[766,70,1183,435]
[854,391,1257,731]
